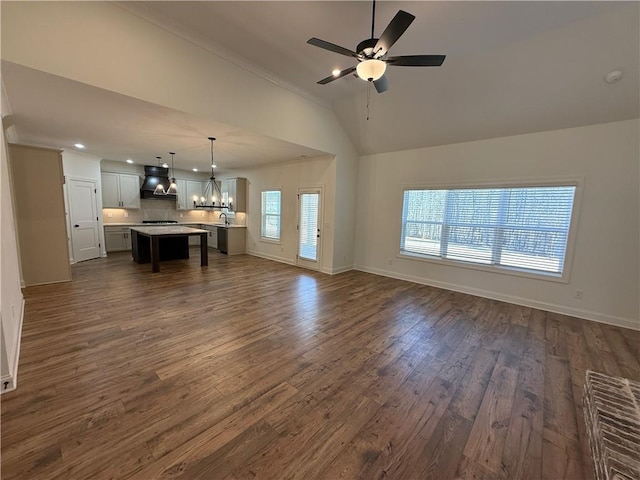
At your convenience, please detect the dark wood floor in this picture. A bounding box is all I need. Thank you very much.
[2,250,639,479]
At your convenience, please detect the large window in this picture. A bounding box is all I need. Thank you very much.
[400,184,577,276]
[261,190,281,241]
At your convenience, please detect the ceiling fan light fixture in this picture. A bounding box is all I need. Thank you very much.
[356,59,386,82]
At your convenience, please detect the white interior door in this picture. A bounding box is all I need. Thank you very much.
[69,178,101,262]
[297,188,322,270]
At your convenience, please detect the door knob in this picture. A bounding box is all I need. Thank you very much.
[74,224,80,228]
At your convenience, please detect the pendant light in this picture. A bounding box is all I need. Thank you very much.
[194,137,225,209]
[153,156,166,195]
[166,151,178,195]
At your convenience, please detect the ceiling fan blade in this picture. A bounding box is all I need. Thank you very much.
[373,75,388,93]
[317,66,357,85]
[307,38,358,58]
[374,10,415,56]
[386,55,446,67]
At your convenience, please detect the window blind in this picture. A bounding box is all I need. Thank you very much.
[261,190,281,240]
[299,193,319,260]
[400,185,576,275]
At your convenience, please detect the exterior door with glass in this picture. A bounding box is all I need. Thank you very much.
[296,188,322,270]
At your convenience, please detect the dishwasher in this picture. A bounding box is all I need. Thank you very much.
[217,227,228,254]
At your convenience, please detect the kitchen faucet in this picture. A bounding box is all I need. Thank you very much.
[219,212,229,226]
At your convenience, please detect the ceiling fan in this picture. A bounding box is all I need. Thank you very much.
[307,0,446,93]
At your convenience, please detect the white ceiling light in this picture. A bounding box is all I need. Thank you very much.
[162,163,169,168]
[192,168,198,172]
[356,59,386,82]
[332,68,341,77]
[74,143,85,149]
[211,164,216,168]
[126,159,134,164]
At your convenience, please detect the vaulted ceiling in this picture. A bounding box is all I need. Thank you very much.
[2,1,638,169]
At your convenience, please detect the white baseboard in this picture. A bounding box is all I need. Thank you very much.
[247,250,296,266]
[1,298,25,394]
[354,265,640,331]
[329,264,354,275]
[248,251,353,276]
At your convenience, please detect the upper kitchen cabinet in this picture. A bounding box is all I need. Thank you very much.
[176,179,207,210]
[102,172,140,209]
[226,177,247,213]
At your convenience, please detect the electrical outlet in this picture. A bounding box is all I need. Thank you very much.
[180,213,183,218]
[388,259,393,265]
[574,289,584,300]
[123,212,129,218]
[201,212,205,217]
[107,212,113,218]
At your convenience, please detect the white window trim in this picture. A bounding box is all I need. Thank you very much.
[260,188,282,244]
[397,176,584,283]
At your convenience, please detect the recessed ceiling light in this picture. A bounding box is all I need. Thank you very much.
[74,143,85,149]
[192,168,198,172]
[332,68,341,77]
[126,159,134,164]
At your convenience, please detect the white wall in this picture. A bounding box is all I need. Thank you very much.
[1,1,359,272]
[355,120,640,329]
[1,120,25,392]
[226,155,338,273]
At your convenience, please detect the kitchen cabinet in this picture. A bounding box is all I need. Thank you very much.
[101,172,140,209]
[219,227,246,255]
[180,224,203,246]
[224,177,247,213]
[202,225,218,249]
[176,180,206,210]
[104,226,132,252]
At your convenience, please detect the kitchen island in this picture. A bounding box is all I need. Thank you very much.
[130,226,208,272]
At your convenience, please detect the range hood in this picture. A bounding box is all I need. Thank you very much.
[140,166,177,200]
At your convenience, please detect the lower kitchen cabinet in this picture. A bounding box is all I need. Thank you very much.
[104,226,132,252]
[220,227,246,255]
[203,226,218,249]
[181,224,203,246]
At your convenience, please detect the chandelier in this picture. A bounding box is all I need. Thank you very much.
[194,137,228,210]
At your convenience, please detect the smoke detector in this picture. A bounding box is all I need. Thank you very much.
[604,70,623,84]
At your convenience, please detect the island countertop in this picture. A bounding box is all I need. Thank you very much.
[129,225,208,235]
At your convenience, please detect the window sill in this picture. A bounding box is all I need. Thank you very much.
[398,251,569,284]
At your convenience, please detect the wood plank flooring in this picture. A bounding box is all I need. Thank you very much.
[2,250,639,479]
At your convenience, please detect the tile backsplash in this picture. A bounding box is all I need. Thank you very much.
[103,199,246,225]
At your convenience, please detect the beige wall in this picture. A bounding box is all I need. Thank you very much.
[355,119,640,329]
[9,144,71,286]
[228,155,337,273]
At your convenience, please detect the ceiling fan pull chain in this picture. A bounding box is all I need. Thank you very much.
[366,82,371,120]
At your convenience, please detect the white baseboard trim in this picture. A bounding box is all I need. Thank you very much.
[329,265,354,275]
[246,250,296,266]
[354,265,640,331]
[2,298,25,394]
[247,251,353,276]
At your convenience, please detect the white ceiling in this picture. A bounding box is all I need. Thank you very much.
[3,1,638,166]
